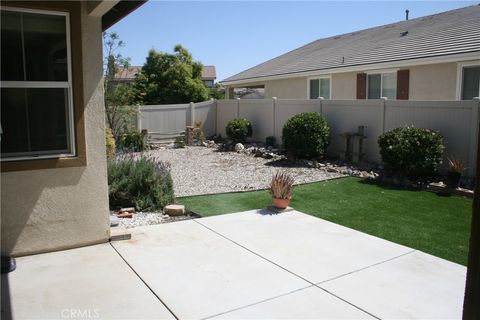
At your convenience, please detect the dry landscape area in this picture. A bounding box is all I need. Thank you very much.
[146,146,343,197]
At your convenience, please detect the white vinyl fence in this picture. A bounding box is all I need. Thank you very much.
[137,100,217,142]
[138,98,479,176]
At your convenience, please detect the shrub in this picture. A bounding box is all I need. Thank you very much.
[226,118,252,143]
[174,136,186,148]
[378,126,444,179]
[282,112,330,159]
[118,129,146,152]
[105,127,116,159]
[108,154,174,211]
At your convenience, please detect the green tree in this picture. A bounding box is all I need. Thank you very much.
[103,32,136,140]
[209,83,225,100]
[134,45,209,104]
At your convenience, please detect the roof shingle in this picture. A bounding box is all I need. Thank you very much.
[222,5,480,83]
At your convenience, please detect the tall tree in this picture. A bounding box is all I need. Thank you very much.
[103,32,136,140]
[134,45,209,104]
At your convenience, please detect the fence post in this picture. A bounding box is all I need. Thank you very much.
[136,107,142,131]
[317,97,324,116]
[380,97,387,134]
[213,98,218,136]
[236,98,240,118]
[469,98,480,176]
[189,102,195,126]
[272,97,277,138]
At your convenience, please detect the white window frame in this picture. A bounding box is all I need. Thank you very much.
[0,6,75,162]
[456,61,480,100]
[365,69,398,100]
[307,75,331,99]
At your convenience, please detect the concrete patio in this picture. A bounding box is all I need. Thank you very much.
[2,210,466,319]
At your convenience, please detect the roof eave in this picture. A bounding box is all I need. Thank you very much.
[220,51,480,86]
[102,0,147,31]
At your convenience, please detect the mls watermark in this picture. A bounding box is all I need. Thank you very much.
[60,308,100,319]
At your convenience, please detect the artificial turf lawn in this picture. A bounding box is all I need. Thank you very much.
[178,177,472,266]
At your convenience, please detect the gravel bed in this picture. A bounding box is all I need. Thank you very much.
[114,212,197,229]
[145,146,344,197]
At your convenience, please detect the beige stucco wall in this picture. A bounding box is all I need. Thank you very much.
[227,62,461,101]
[331,72,357,99]
[1,3,110,256]
[264,78,307,99]
[409,62,457,100]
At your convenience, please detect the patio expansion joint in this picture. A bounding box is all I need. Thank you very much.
[109,242,179,320]
[316,249,417,286]
[200,285,314,320]
[193,219,382,320]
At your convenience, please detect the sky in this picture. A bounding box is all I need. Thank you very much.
[108,1,477,81]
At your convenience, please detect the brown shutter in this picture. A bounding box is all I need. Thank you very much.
[397,69,410,100]
[356,73,367,99]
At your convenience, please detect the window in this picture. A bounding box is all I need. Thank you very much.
[1,7,74,161]
[309,77,330,99]
[203,79,214,88]
[461,66,480,100]
[367,72,396,99]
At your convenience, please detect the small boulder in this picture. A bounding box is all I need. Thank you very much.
[164,204,185,216]
[110,216,120,227]
[234,143,245,153]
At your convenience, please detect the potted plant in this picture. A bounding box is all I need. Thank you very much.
[269,171,294,209]
[446,157,465,189]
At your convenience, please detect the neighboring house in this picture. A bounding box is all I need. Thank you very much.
[202,65,217,88]
[221,5,480,101]
[112,65,217,88]
[112,65,142,86]
[0,0,145,257]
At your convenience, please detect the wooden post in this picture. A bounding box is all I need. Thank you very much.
[186,126,194,146]
[463,101,480,319]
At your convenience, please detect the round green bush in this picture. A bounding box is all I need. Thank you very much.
[378,126,444,179]
[226,118,252,143]
[282,112,330,159]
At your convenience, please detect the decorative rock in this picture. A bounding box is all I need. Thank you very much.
[110,215,120,227]
[164,204,185,216]
[234,143,245,153]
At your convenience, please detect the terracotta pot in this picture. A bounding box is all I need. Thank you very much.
[272,197,290,209]
[446,171,461,189]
